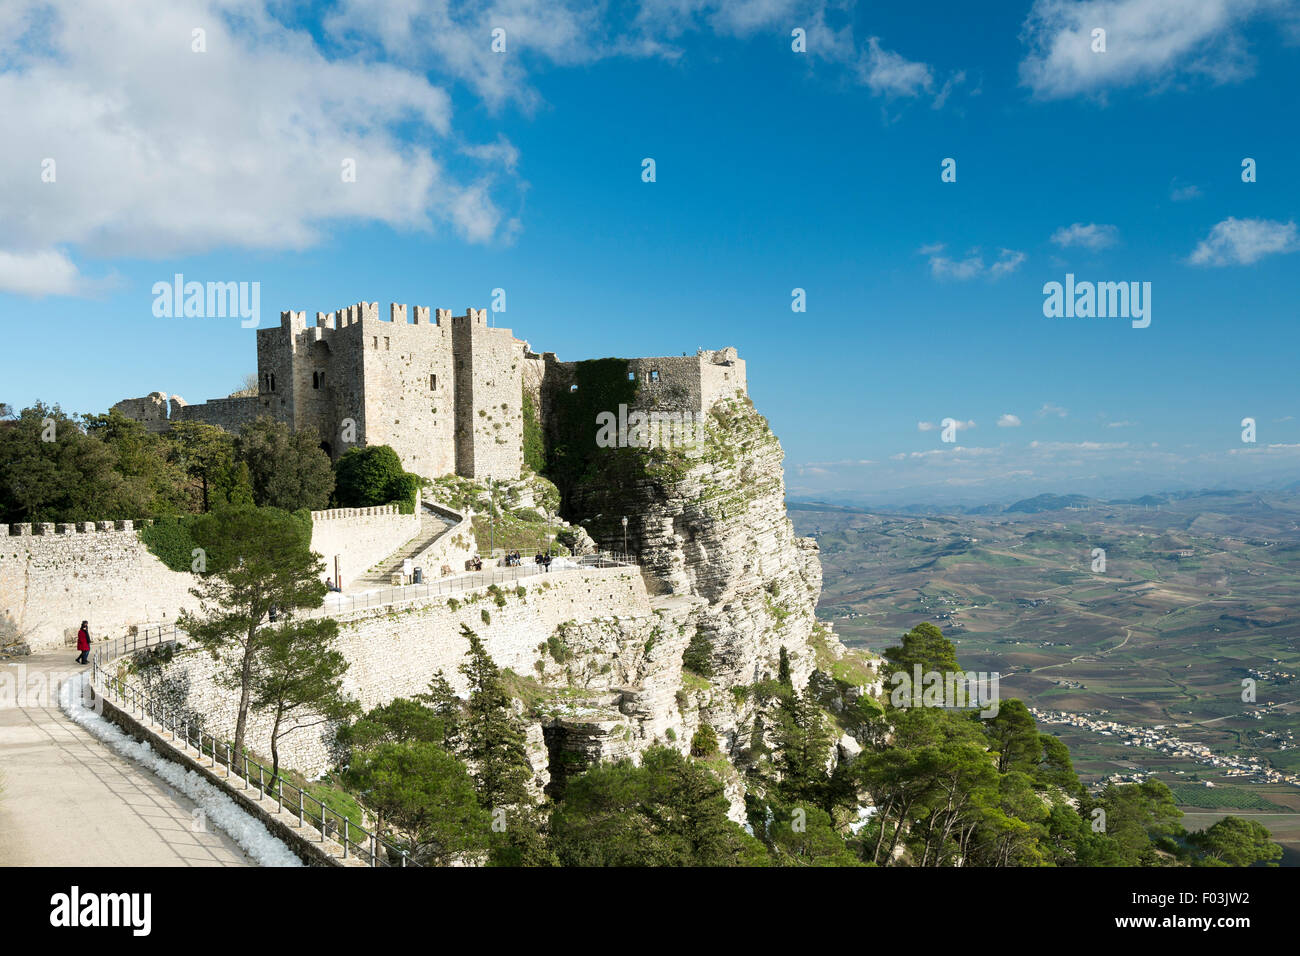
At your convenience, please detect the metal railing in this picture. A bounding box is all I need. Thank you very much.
[88,625,416,867]
[311,550,639,618]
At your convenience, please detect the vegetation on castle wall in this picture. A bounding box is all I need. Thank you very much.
[521,384,545,474]
[541,358,650,542]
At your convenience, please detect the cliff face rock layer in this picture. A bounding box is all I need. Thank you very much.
[545,390,846,781]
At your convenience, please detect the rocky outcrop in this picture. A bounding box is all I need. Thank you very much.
[550,394,858,787]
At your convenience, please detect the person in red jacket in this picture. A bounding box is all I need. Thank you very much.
[75,621,90,665]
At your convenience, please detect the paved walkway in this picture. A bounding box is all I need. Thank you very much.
[0,652,252,867]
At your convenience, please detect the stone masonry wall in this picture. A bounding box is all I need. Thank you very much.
[309,504,422,588]
[151,565,651,776]
[1,508,418,651]
[0,522,198,652]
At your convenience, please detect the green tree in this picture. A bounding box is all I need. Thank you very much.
[460,627,534,810]
[84,410,190,516]
[771,689,835,810]
[345,741,491,865]
[691,723,718,757]
[550,747,767,866]
[766,804,862,866]
[0,403,130,522]
[250,617,356,784]
[882,621,961,679]
[178,506,328,762]
[777,645,792,688]
[983,699,1040,774]
[333,445,407,507]
[236,416,334,511]
[168,420,243,512]
[1097,780,1185,865]
[339,698,446,760]
[1189,816,1282,867]
[1034,733,1080,793]
[413,670,463,751]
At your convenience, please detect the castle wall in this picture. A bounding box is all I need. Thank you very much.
[170,395,264,431]
[0,522,198,652]
[452,309,524,480]
[309,504,422,588]
[0,509,418,651]
[151,565,651,775]
[358,305,456,479]
[110,393,171,433]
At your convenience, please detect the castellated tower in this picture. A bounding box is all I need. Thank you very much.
[247,302,524,481]
[113,298,748,486]
[451,307,525,479]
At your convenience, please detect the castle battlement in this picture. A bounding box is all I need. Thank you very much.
[3,520,138,538]
[310,504,404,522]
[115,297,747,487]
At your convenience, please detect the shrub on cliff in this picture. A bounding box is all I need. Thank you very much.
[691,724,718,757]
[682,632,714,677]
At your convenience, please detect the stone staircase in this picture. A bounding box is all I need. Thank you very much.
[348,504,458,591]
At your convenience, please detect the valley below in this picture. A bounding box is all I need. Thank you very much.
[792,489,1300,863]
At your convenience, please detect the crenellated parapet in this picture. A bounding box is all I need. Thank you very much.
[4,519,138,538]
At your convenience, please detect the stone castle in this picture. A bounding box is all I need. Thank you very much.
[113,301,748,479]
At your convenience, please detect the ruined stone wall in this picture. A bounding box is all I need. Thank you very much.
[0,522,198,652]
[110,393,171,432]
[625,349,747,412]
[169,395,264,431]
[309,504,421,588]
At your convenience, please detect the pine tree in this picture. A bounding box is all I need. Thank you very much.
[459,626,533,811]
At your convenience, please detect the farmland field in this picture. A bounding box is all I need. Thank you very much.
[792,489,1300,859]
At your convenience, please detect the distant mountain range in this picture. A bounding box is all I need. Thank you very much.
[786,487,1285,516]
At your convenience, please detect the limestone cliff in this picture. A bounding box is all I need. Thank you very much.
[537,388,868,801]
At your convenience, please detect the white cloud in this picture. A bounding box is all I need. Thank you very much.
[0,0,522,296]
[0,250,115,297]
[636,2,962,110]
[998,414,1022,427]
[1188,217,1299,266]
[1019,0,1291,100]
[861,36,934,97]
[327,0,632,112]
[990,249,1027,276]
[1037,402,1069,419]
[1170,180,1202,201]
[1051,222,1119,250]
[922,244,1025,281]
[1106,420,1137,428]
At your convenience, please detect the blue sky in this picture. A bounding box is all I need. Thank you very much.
[2,0,1298,505]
